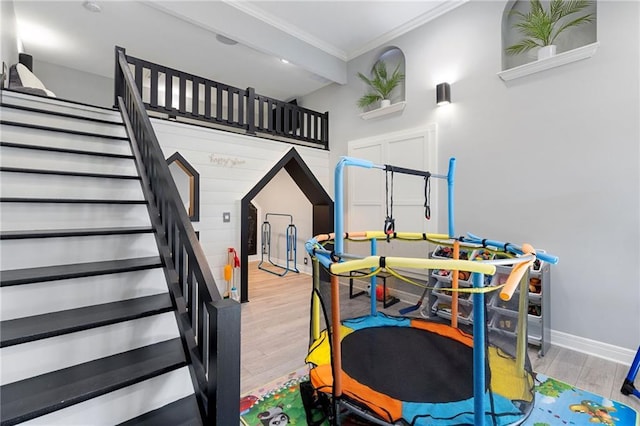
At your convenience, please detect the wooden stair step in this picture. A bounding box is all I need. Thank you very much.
[0,120,128,140]
[0,338,186,425]
[0,166,139,180]
[0,197,147,204]
[0,141,134,159]
[1,226,154,240]
[0,293,173,347]
[0,256,162,287]
[116,394,202,426]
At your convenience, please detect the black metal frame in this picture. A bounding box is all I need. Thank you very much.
[115,47,329,150]
[115,46,240,424]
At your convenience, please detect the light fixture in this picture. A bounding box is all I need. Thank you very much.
[280,58,290,64]
[216,34,238,46]
[82,1,102,13]
[436,82,451,105]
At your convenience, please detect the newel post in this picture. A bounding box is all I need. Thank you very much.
[114,46,126,109]
[207,298,241,424]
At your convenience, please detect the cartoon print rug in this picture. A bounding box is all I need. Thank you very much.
[240,369,639,426]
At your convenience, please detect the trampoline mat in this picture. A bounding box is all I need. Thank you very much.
[341,326,488,403]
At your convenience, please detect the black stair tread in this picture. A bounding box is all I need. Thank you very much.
[0,338,186,425]
[1,226,154,240]
[1,141,133,159]
[0,293,173,347]
[117,394,203,426]
[0,197,146,204]
[0,166,139,180]
[0,102,123,125]
[0,120,128,140]
[0,256,162,287]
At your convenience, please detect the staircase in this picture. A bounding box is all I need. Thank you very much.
[0,90,203,425]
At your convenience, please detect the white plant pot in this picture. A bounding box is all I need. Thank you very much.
[537,45,557,60]
[380,99,391,108]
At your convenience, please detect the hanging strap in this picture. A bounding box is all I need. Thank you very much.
[424,174,431,220]
[384,169,395,241]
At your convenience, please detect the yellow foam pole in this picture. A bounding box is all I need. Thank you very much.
[330,274,342,397]
[451,240,460,328]
[311,257,321,341]
[330,256,495,276]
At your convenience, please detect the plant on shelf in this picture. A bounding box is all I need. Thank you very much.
[505,0,594,59]
[357,61,404,109]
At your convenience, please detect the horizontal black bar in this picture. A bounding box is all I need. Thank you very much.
[385,164,432,178]
[0,121,128,140]
[0,103,123,125]
[0,198,147,204]
[1,226,154,240]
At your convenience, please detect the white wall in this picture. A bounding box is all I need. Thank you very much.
[151,119,329,295]
[301,1,640,354]
[253,169,312,274]
[1,0,19,78]
[33,59,113,107]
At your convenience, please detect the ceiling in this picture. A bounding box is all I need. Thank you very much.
[12,0,466,101]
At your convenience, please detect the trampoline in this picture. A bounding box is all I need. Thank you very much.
[303,156,559,426]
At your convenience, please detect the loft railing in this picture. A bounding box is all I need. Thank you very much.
[114,46,329,150]
[114,46,240,423]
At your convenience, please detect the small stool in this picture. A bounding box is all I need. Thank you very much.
[349,270,399,308]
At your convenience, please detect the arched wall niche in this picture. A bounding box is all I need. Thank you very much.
[360,46,406,111]
[501,0,598,71]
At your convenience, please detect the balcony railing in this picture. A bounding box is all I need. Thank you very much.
[115,47,329,150]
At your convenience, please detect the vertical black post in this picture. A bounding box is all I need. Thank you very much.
[322,111,329,149]
[207,299,241,424]
[246,87,256,135]
[114,46,126,109]
[240,199,249,303]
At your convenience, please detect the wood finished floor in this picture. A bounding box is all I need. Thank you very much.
[241,262,640,413]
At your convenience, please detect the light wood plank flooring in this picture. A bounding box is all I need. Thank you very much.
[240,262,640,413]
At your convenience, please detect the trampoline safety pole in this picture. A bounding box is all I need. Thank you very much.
[331,274,343,398]
[515,268,530,377]
[447,157,456,238]
[472,271,486,426]
[451,240,460,328]
[370,238,377,316]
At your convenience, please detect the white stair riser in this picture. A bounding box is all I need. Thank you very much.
[21,367,195,425]
[1,125,132,156]
[0,233,159,269]
[0,203,151,231]
[1,268,167,321]
[1,91,123,123]
[0,312,180,385]
[0,172,145,200]
[0,107,127,138]
[1,146,138,176]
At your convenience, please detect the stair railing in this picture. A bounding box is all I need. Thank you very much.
[115,46,240,424]
[115,46,329,150]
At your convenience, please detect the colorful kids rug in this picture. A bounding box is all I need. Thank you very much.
[240,368,639,426]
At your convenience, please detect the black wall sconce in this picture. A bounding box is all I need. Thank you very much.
[436,82,451,105]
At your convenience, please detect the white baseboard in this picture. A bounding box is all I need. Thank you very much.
[550,329,636,366]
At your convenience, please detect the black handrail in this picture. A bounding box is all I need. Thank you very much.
[115,46,240,424]
[116,47,329,150]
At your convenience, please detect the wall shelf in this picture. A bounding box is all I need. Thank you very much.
[359,101,406,120]
[498,42,600,82]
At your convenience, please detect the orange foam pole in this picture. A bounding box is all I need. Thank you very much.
[330,274,342,397]
[451,240,460,328]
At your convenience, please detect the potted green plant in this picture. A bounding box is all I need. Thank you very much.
[505,0,594,60]
[357,61,404,109]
